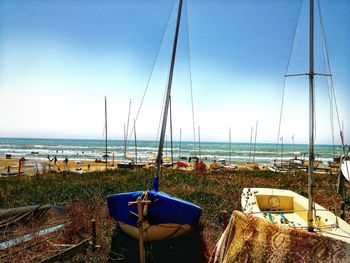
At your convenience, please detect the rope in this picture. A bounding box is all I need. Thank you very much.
[126,0,176,143]
[317,0,346,155]
[275,0,304,160]
[185,0,196,143]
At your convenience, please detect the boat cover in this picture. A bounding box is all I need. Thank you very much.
[107,191,201,227]
[210,210,350,263]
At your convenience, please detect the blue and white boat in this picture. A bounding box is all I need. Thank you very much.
[107,0,201,242]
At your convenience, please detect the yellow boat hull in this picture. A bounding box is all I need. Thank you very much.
[118,221,191,242]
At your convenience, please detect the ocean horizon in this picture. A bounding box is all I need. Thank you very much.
[0,137,344,166]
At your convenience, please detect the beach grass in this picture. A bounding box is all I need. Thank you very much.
[1,169,348,262]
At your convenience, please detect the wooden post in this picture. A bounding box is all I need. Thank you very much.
[112,154,115,167]
[341,201,346,220]
[337,170,345,197]
[137,198,145,263]
[18,159,22,176]
[91,220,97,252]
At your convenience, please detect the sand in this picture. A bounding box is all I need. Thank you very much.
[0,157,117,175]
[0,156,270,176]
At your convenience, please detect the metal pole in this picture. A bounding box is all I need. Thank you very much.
[198,125,201,160]
[280,136,283,166]
[307,0,315,232]
[155,0,183,178]
[179,128,182,159]
[249,126,253,162]
[252,120,258,163]
[124,99,131,160]
[134,120,137,165]
[105,96,108,171]
[229,127,232,164]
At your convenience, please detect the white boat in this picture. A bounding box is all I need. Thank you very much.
[341,157,350,181]
[242,187,350,244]
[241,0,350,245]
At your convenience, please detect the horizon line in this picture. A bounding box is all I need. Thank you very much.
[0,136,343,147]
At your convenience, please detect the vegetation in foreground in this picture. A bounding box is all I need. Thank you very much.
[1,168,348,262]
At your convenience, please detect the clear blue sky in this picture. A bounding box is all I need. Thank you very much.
[0,0,349,144]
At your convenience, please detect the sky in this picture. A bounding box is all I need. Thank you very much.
[0,0,349,144]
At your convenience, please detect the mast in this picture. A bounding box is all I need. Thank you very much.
[198,125,201,160]
[249,125,253,162]
[124,99,131,160]
[280,136,283,166]
[229,127,232,164]
[179,128,182,159]
[252,120,258,163]
[307,0,315,232]
[155,0,183,183]
[105,96,108,171]
[134,119,137,165]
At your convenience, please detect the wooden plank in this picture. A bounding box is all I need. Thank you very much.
[40,239,89,263]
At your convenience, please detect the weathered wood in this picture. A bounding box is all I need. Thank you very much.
[137,198,145,263]
[40,239,89,263]
[91,219,97,252]
[341,201,346,220]
[337,171,346,197]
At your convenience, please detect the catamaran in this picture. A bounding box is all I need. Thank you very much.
[242,0,350,244]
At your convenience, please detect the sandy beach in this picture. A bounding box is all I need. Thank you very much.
[0,157,116,175]
[0,156,273,177]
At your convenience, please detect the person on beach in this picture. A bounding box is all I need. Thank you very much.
[64,157,69,170]
[53,156,57,165]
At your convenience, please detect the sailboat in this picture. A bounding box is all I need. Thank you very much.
[241,0,350,244]
[341,157,350,181]
[107,0,201,244]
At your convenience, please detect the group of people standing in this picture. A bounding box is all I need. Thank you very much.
[47,155,70,170]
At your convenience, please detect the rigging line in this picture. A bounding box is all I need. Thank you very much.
[186,0,196,142]
[127,0,177,144]
[317,0,335,155]
[275,0,304,159]
[125,99,131,157]
[317,0,346,153]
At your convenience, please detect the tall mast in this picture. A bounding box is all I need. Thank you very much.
[179,128,182,159]
[307,0,315,232]
[155,0,183,181]
[134,119,137,165]
[198,125,201,160]
[252,120,258,163]
[229,127,232,164]
[249,125,253,162]
[124,99,131,159]
[105,96,108,171]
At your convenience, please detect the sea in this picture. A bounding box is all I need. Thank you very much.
[0,137,343,166]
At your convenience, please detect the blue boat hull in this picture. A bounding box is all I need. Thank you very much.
[107,191,201,241]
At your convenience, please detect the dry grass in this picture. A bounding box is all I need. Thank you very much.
[1,168,349,262]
